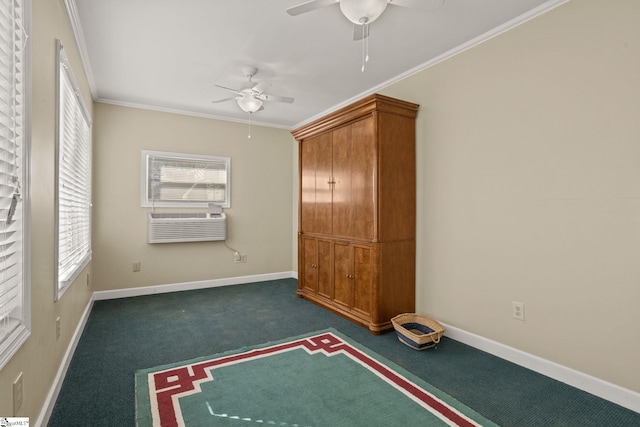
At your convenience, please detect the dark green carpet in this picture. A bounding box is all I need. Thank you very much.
[48,279,640,426]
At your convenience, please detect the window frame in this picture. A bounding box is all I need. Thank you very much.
[141,150,231,209]
[0,0,31,370]
[55,40,92,300]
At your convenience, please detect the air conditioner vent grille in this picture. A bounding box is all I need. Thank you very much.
[147,212,226,243]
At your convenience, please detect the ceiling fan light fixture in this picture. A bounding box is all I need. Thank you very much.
[339,0,388,25]
[237,94,263,113]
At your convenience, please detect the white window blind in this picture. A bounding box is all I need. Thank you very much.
[141,150,231,208]
[0,0,30,369]
[56,40,91,299]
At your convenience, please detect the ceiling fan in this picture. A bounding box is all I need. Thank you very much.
[287,0,445,70]
[287,0,445,38]
[212,66,294,114]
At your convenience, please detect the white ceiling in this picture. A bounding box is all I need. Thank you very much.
[69,0,562,129]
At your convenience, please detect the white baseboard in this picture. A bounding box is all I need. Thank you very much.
[35,295,95,427]
[93,271,296,301]
[441,322,640,414]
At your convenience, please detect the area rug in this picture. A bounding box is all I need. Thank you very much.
[135,329,499,427]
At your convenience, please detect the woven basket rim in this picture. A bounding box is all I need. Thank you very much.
[391,313,445,345]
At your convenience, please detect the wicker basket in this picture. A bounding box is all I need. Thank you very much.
[391,313,445,350]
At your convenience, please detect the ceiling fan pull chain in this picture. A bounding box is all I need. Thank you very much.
[365,24,370,63]
[248,112,252,139]
[361,23,366,72]
[361,21,370,72]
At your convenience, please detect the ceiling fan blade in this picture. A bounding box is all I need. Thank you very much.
[262,94,294,104]
[389,0,445,13]
[211,97,236,104]
[214,84,242,95]
[252,81,272,95]
[352,23,370,41]
[286,0,337,16]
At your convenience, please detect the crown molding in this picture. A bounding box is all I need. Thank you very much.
[62,0,97,99]
[95,97,291,130]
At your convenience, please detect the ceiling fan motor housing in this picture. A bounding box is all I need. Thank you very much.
[242,66,258,78]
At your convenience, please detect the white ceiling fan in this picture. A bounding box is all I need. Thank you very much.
[287,0,445,39]
[287,0,445,71]
[212,66,294,114]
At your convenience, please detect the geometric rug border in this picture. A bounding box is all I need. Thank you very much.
[135,328,499,427]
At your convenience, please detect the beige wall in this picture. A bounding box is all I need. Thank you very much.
[92,104,294,291]
[0,0,94,420]
[383,0,640,392]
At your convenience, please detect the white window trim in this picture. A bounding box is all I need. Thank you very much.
[0,0,31,370]
[141,150,231,209]
[55,40,92,300]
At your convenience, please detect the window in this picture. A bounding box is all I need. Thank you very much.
[0,0,31,369]
[141,150,231,208]
[55,40,92,300]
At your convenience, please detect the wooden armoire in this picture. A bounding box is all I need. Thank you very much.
[292,94,418,334]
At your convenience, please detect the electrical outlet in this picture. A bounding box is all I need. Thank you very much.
[56,316,61,340]
[14,372,23,415]
[512,301,525,321]
[234,252,247,263]
[133,262,141,272]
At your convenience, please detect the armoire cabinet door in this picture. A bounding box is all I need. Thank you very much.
[332,241,373,319]
[332,118,375,240]
[316,239,332,299]
[332,242,351,310]
[351,244,373,318]
[300,133,332,235]
[301,236,332,298]
[301,237,319,294]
